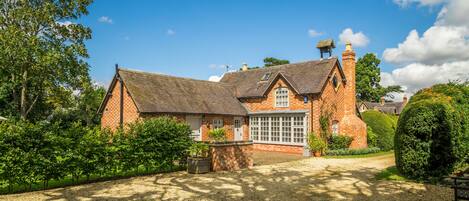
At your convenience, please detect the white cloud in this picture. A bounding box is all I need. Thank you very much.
[381,60,469,94]
[98,16,113,24]
[436,0,469,27]
[383,26,469,65]
[382,0,469,99]
[308,29,323,37]
[167,29,175,36]
[208,75,222,82]
[393,0,446,7]
[338,28,370,47]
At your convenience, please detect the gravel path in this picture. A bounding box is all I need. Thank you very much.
[0,153,452,201]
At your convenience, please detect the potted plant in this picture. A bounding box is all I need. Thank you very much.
[308,133,326,157]
[187,142,211,174]
[209,128,226,142]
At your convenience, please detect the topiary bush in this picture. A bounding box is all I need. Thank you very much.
[328,135,353,150]
[362,110,397,151]
[367,126,378,148]
[395,83,469,179]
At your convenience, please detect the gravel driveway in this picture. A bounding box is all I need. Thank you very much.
[0,153,452,201]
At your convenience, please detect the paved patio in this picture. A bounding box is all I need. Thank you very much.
[252,150,306,166]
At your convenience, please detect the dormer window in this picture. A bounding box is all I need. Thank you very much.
[275,87,289,107]
[260,72,271,81]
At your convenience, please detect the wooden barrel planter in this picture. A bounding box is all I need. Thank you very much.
[187,157,211,174]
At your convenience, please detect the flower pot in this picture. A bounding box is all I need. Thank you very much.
[187,157,211,174]
[313,151,321,157]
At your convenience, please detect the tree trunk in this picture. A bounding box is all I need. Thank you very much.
[20,70,28,119]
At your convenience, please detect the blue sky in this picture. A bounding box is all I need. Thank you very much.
[80,0,447,88]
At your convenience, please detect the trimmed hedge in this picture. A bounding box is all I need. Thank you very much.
[395,83,469,179]
[0,117,192,193]
[325,147,381,156]
[328,135,353,150]
[362,110,397,151]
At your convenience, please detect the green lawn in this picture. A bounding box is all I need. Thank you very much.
[375,166,408,181]
[323,151,394,159]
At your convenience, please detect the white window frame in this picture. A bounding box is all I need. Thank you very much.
[249,114,306,146]
[212,119,224,129]
[275,87,289,108]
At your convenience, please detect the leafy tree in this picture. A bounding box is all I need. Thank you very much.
[0,0,93,120]
[355,53,402,102]
[241,57,290,70]
[263,57,290,67]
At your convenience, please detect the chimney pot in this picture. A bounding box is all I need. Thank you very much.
[380,97,385,106]
[345,42,353,51]
[242,63,249,71]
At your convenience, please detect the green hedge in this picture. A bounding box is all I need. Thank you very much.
[0,117,192,193]
[395,83,469,179]
[362,110,397,151]
[325,147,381,156]
[328,135,353,150]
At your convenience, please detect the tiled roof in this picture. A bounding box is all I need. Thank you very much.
[220,58,342,98]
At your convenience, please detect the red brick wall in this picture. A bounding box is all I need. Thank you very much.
[253,144,303,154]
[101,79,140,130]
[210,142,253,171]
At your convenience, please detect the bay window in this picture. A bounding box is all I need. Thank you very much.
[250,114,306,145]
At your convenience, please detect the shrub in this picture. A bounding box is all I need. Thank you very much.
[395,83,469,179]
[209,128,226,142]
[308,133,326,153]
[0,116,193,193]
[362,110,397,151]
[325,147,381,156]
[328,135,353,150]
[367,126,378,148]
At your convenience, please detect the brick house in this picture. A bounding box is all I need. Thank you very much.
[358,96,408,115]
[98,42,367,154]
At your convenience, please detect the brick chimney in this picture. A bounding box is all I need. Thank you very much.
[342,42,356,116]
[402,95,408,106]
[380,97,385,106]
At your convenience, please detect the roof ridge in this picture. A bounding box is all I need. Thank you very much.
[118,67,234,87]
[225,57,337,74]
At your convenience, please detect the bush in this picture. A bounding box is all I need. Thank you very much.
[362,110,397,151]
[188,143,209,158]
[328,135,353,150]
[0,117,193,193]
[208,128,226,142]
[308,133,326,153]
[395,83,469,179]
[325,147,381,156]
[367,126,378,148]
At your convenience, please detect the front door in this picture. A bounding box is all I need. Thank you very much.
[234,117,243,141]
[186,115,202,141]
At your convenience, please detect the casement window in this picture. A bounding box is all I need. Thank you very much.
[250,115,306,145]
[332,120,339,135]
[275,87,289,107]
[212,119,224,129]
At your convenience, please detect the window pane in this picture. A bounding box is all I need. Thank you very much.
[275,88,289,107]
[293,116,304,143]
[260,117,269,141]
[282,116,291,142]
[250,117,259,140]
[271,117,280,142]
[213,119,223,129]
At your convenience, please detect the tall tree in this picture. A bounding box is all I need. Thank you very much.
[263,57,290,67]
[355,53,402,102]
[0,0,93,120]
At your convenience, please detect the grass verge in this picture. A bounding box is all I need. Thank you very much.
[323,151,393,159]
[375,166,408,181]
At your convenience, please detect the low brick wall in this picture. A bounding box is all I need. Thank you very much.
[253,143,304,154]
[209,141,254,171]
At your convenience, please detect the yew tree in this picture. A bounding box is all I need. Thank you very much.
[0,0,93,120]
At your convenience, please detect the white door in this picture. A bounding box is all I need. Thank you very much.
[186,115,202,141]
[234,117,243,141]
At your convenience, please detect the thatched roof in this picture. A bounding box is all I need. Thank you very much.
[115,69,247,116]
[220,58,343,98]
